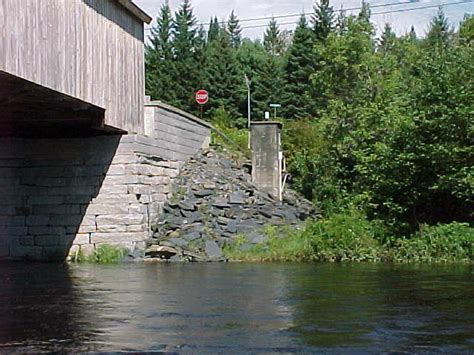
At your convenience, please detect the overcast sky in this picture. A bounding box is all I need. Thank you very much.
[136,0,473,39]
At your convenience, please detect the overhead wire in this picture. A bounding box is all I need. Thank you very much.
[143,0,474,32]
[238,0,474,30]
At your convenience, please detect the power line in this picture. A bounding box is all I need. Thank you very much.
[144,0,473,32]
[145,0,417,31]
[202,0,422,26]
[238,0,474,30]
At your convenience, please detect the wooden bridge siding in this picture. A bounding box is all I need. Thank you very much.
[0,0,145,134]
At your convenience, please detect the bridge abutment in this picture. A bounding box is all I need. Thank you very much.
[0,135,181,261]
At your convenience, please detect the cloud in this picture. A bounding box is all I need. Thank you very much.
[136,0,474,39]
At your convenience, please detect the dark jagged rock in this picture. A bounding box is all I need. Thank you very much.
[146,147,318,262]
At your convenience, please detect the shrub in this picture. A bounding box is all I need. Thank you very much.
[387,222,473,263]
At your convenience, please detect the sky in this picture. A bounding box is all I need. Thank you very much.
[135,0,473,39]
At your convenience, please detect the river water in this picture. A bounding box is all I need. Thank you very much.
[0,262,473,353]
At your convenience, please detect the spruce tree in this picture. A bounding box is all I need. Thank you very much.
[264,19,284,56]
[357,1,374,35]
[253,54,285,120]
[282,15,315,119]
[459,15,474,43]
[312,0,335,42]
[171,0,199,110]
[426,8,452,47]
[335,6,348,35]
[408,25,417,42]
[227,11,242,48]
[145,1,175,103]
[208,17,220,42]
[378,23,397,55]
[202,28,244,123]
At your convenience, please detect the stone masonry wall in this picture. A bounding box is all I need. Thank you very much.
[0,136,180,262]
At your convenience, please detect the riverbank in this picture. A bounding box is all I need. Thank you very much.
[223,212,473,264]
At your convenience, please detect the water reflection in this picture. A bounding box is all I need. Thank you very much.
[287,264,474,352]
[0,263,101,352]
[0,263,473,352]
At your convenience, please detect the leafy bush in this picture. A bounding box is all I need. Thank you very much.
[226,210,386,262]
[225,215,473,264]
[387,223,474,263]
[210,107,250,156]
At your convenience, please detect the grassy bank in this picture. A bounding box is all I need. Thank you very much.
[224,211,473,264]
[72,245,129,264]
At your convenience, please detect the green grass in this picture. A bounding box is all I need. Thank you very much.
[224,211,473,264]
[73,244,129,264]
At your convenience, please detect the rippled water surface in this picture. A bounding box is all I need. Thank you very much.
[0,262,473,353]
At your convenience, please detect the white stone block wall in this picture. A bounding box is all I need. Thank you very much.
[0,136,181,261]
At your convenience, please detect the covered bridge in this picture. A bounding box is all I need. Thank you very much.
[0,0,212,261]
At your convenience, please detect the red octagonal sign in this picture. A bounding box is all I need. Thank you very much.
[195,90,209,105]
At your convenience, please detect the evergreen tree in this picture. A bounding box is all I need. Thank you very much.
[459,15,474,43]
[357,1,374,35]
[378,23,397,55]
[408,25,417,42]
[227,11,242,48]
[264,19,284,55]
[425,8,452,47]
[145,1,175,103]
[208,17,220,42]
[282,15,315,119]
[171,0,199,110]
[335,6,348,35]
[312,0,335,42]
[202,28,244,123]
[253,55,285,119]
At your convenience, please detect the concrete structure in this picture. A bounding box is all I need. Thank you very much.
[0,1,211,261]
[251,122,283,201]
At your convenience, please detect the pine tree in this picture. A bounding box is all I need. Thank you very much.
[264,19,284,56]
[208,17,220,42]
[282,15,315,119]
[357,1,374,34]
[459,15,474,43]
[426,8,452,47]
[253,54,285,119]
[145,1,175,103]
[227,11,242,48]
[378,23,397,55]
[171,0,199,110]
[202,28,244,123]
[335,6,348,35]
[408,25,417,42]
[312,0,335,42]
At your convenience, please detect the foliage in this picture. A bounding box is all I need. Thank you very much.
[387,223,474,263]
[312,0,335,42]
[225,218,473,264]
[74,245,128,264]
[210,108,250,155]
[282,15,315,119]
[146,0,473,242]
[264,18,285,56]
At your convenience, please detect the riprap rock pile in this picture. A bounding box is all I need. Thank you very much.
[146,148,316,261]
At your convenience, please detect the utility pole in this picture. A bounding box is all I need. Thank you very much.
[244,75,251,149]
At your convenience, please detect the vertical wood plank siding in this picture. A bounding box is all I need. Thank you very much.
[0,0,145,134]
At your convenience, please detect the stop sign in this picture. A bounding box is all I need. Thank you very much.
[195,90,209,105]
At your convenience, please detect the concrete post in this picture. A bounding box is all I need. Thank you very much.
[251,121,283,201]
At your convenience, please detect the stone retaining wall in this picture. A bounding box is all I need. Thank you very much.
[0,136,182,261]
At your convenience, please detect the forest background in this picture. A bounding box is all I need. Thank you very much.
[145,0,473,261]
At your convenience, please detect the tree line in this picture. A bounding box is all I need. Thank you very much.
[146,0,473,236]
